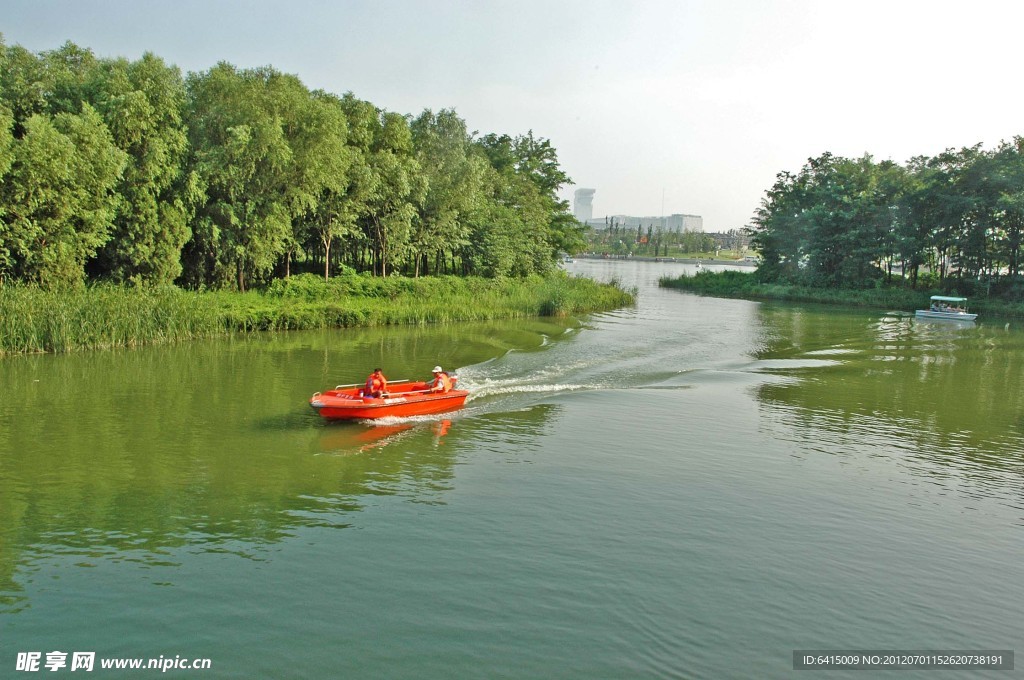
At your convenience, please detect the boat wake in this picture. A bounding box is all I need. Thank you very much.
[463,380,592,401]
[348,381,589,428]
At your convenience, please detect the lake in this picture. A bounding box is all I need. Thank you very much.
[1,259,1021,678]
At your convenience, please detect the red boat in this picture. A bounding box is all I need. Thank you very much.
[310,378,469,421]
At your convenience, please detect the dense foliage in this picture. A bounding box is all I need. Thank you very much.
[750,146,1024,299]
[0,38,585,290]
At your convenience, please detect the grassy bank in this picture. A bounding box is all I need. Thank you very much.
[660,269,1024,318]
[0,273,636,355]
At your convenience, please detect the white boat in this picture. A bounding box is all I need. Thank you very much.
[915,295,977,321]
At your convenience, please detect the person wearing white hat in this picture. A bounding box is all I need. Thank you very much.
[429,366,452,393]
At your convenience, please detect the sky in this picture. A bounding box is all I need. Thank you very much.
[4,0,1024,232]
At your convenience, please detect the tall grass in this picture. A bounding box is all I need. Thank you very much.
[0,273,635,355]
[0,285,224,354]
[237,274,636,329]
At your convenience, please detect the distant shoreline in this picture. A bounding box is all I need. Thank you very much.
[574,253,757,267]
[658,269,1024,320]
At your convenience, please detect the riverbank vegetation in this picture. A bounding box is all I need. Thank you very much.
[660,270,1024,318]
[748,147,1024,297]
[0,38,641,354]
[662,143,1024,317]
[0,273,635,354]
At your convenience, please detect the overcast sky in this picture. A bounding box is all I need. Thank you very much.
[4,0,1023,231]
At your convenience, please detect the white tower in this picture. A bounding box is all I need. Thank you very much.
[573,188,595,222]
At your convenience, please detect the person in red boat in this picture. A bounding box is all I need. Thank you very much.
[363,368,388,398]
[429,366,452,393]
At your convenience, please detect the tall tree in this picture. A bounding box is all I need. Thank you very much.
[86,53,194,284]
[363,111,425,277]
[750,168,813,283]
[0,42,54,133]
[305,93,374,279]
[184,64,347,290]
[0,103,16,281]
[751,153,904,287]
[410,108,481,276]
[917,146,985,282]
[470,131,581,275]
[277,88,349,278]
[990,138,1024,276]
[0,105,126,287]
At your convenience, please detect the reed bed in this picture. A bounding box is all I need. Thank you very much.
[0,285,224,354]
[0,273,635,355]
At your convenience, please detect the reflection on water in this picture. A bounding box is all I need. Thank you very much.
[316,420,449,455]
[0,320,575,614]
[750,305,1024,507]
[2,260,1023,678]
[0,318,580,615]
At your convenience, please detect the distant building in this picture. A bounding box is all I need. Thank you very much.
[573,188,595,222]
[586,213,703,232]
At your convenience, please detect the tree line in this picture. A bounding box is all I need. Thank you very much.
[750,142,1024,295]
[0,38,584,290]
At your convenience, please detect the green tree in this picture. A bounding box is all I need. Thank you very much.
[913,146,985,283]
[470,131,580,276]
[0,102,13,184]
[751,153,904,288]
[750,168,812,282]
[410,108,481,276]
[363,111,425,277]
[304,92,367,280]
[0,103,15,280]
[184,64,347,290]
[892,156,936,287]
[0,105,127,287]
[807,155,904,287]
[86,53,194,284]
[511,131,583,261]
[990,138,1024,277]
[277,88,349,278]
[0,42,52,133]
[465,163,551,277]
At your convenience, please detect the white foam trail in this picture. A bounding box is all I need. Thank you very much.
[464,382,592,401]
[365,414,454,426]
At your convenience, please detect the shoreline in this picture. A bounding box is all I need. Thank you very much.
[575,253,757,266]
[659,270,1024,320]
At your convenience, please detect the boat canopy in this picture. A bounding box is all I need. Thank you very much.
[929,295,968,302]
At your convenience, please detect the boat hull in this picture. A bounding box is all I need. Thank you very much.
[310,382,469,420]
[914,309,977,321]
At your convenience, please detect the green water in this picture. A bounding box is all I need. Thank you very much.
[1,260,1022,678]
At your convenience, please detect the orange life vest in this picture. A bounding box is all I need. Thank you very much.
[365,372,387,396]
[432,372,452,393]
